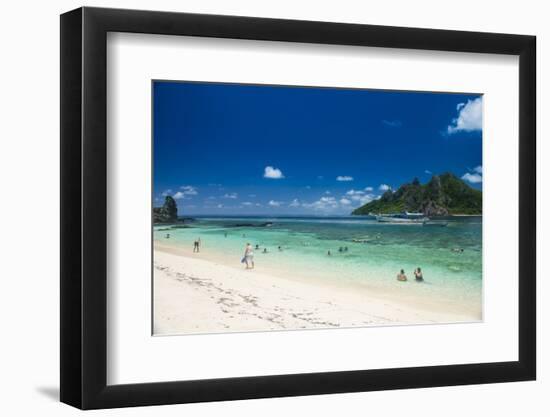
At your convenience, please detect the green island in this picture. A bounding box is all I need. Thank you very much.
[351,173,482,216]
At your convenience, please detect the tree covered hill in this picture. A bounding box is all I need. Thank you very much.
[351,173,482,216]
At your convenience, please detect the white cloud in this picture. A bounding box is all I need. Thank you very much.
[424,170,432,175]
[461,173,482,184]
[324,190,331,195]
[379,184,391,191]
[168,186,198,200]
[346,189,364,196]
[241,202,253,206]
[364,186,373,192]
[264,166,285,179]
[223,192,238,199]
[303,196,339,211]
[345,189,375,204]
[289,199,300,207]
[350,194,375,205]
[382,120,402,128]
[336,176,354,182]
[461,165,483,184]
[447,97,482,134]
[300,191,376,212]
[268,200,282,207]
[179,185,198,195]
[217,204,224,208]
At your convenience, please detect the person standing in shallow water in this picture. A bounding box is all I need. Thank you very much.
[193,238,200,253]
[414,267,424,282]
[243,243,254,269]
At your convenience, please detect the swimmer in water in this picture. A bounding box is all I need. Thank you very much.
[397,269,407,282]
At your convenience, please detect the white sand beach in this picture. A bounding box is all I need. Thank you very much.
[153,242,480,335]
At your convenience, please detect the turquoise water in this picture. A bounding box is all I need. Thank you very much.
[154,216,482,315]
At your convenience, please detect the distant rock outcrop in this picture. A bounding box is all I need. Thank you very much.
[153,196,178,223]
[352,173,482,216]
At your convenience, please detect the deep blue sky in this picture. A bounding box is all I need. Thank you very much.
[153,81,482,215]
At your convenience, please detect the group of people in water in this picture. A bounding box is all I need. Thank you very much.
[326,246,349,256]
[172,233,428,282]
[397,268,424,282]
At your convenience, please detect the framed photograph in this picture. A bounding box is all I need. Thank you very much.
[60,7,536,409]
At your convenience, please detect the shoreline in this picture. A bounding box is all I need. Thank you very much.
[154,213,483,222]
[349,214,482,217]
[153,241,481,335]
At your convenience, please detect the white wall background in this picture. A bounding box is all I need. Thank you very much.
[0,0,545,415]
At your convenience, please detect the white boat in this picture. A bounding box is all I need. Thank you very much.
[422,220,449,227]
[376,213,428,224]
[405,211,425,218]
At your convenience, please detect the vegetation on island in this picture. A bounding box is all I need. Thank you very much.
[153,196,178,223]
[351,173,482,216]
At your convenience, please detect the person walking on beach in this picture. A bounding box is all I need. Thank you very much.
[414,267,424,282]
[397,269,407,282]
[243,243,254,269]
[193,238,200,253]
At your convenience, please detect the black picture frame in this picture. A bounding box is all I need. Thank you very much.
[60,6,536,410]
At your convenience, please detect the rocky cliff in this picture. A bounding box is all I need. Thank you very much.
[153,196,178,223]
